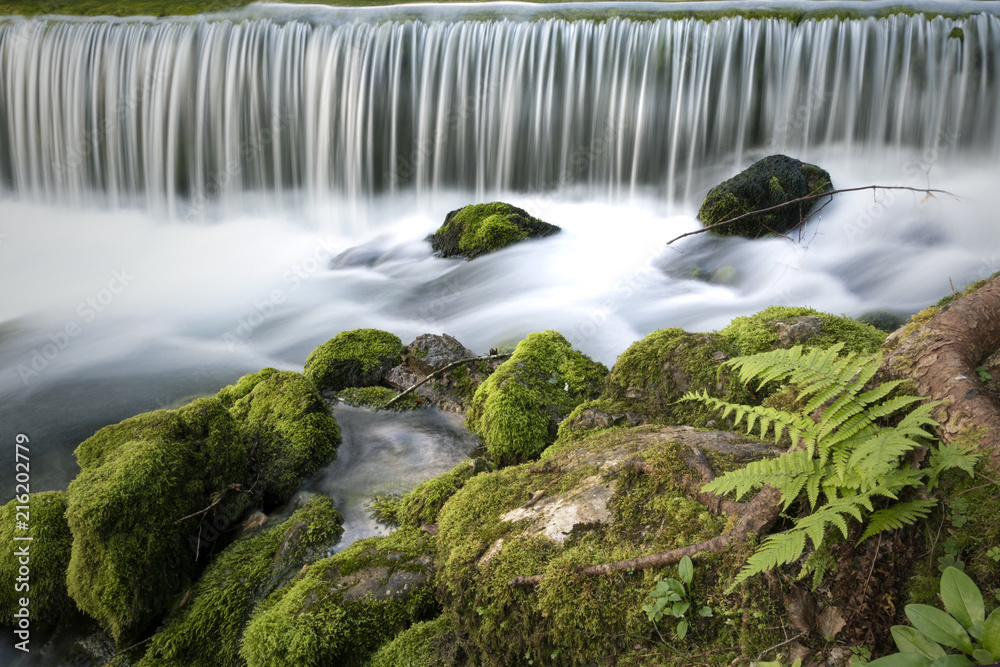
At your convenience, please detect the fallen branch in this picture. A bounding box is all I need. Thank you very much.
[174,483,243,524]
[509,484,782,587]
[666,185,958,246]
[681,447,747,516]
[382,353,511,409]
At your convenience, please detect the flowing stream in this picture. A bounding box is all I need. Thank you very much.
[2,3,1000,662]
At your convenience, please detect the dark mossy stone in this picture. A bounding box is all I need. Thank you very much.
[304,328,404,392]
[857,310,908,333]
[697,154,833,238]
[429,202,560,260]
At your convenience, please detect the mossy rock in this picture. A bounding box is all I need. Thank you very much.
[697,154,833,238]
[435,425,784,666]
[0,491,74,624]
[239,527,438,667]
[304,329,404,392]
[719,305,887,356]
[429,202,560,260]
[134,496,343,667]
[218,368,341,506]
[465,331,608,465]
[66,398,254,643]
[366,614,461,667]
[856,310,907,333]
[338,386,424,411]
[368,458,490,529]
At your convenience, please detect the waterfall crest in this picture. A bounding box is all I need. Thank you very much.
[1,11,997,210]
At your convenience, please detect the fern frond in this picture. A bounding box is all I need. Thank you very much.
[925,441,981,488]
[859,499,938,542]
[703,449,817,502]
[728,531,808,591]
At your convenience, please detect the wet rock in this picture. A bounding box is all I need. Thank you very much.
[429,201,560,260]
[771,315,824,347]
[698,154,833,238]
[384,333,498,412]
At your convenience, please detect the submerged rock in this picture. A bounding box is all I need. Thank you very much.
[304,328,404,392]
[465,330,608,465]
[697,154,833,238]
[429,202,560,260]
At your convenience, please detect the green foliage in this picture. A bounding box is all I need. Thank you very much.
[683,344,980,590]
[135,497,343,667]
[338,386,423,410]
[218,368,341,506]
[66,398,253,642]
[466,330,607,465]
[987,547,1000,563]
[868,567,1000,666]
[641,556,713,640]
[976,366,992,382]
[303,328,403,392]
[0,491,74,624]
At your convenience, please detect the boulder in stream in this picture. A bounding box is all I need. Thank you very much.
[429,202,560,260]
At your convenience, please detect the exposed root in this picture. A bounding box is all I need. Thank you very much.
[382,353,511,409]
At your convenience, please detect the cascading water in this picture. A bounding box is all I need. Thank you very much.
[2,5,1000,661]
[1,9,998,211]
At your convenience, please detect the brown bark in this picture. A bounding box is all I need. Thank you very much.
[880,276,1000,471]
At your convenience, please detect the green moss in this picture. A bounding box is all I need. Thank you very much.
[857,310,907,333]
[697,155,833,238]
[598,328,752,429]
[431,202,559,260]
[135,496,344,667]
[0,491,74,624]
[465,330,607,465]
[67,398,253,643]
[435,428,781,666]
[719,305,886,356]
[239,526,438,667]
[369,460,484,529]
[339,386,423,411]
[365,614,457,667]
[303,329,403,392]
[219,368,341,506]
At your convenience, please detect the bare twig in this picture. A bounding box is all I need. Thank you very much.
[382,353,511,409]
[666,185,958,246]
[174,483,242,524]
[755,632,806,661]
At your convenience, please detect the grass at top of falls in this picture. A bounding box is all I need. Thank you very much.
[0,0,991,18]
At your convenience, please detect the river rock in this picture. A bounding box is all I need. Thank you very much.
[384,333,498,412]
[697,154,833,238]
[428,201,560,260]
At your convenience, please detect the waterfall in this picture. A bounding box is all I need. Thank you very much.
[1,11,997,211]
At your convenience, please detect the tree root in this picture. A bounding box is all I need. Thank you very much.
[880,275,1000,471]
[680,447,747,516]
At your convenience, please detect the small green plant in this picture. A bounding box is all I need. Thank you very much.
[976,366,992,382]
[987,546,1000,563]
[683,343,980,590]
[641,556,712,640]
[867,566,1000,666]
[939,537,966,573]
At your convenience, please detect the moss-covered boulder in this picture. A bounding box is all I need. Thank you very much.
[66,398,253,642]
[697,154,832,238]
[366,614,461,667]
[0,491,74,624]
[719,305,886,356]
[218,368,341,506]
[465,331,608,465]
[134,496,344,667]
[435,425,785,666]
[304,329,404,392]
[429,202,560,260]
[239,527,438,667]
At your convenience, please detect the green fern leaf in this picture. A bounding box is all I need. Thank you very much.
[859,499,938,542]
